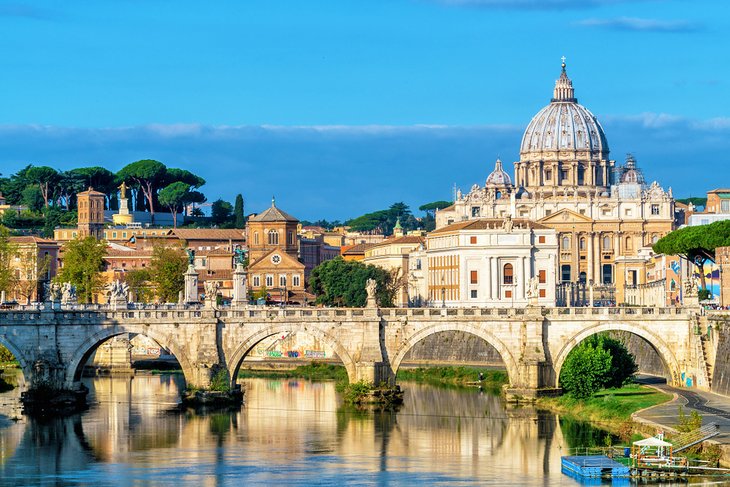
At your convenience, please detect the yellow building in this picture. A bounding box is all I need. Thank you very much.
[6,236,60,304]
[363,235,425,306]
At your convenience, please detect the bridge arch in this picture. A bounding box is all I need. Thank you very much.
[0,335,28,389]
[227,324,357,385]
[64,326,196,389]
[552,323,681,387]
[389,323,520,387]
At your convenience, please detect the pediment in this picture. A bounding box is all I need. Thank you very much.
[538,209,593,224]
[249,249,304,270]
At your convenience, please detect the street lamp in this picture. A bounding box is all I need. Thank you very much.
[441,274,446,308]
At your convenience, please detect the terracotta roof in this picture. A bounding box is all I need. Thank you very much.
[8,236,59,245]
[370,235,425,249]
[341,243,375,255]
[249,203,298,222]
[172,229,245,240]
[77,187,106,196]
[105,250,153,257]
[430,218,549,234]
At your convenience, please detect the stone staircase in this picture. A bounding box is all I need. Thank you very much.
[700,335,714,389]
[672,422,720,453]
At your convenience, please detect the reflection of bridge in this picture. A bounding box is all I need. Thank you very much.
[0,305,702,400]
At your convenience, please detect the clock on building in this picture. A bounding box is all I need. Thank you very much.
[271,254,282,265]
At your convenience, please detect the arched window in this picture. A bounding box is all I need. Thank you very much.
[562,236,571,250]
[652,234,659,244]
[579,237,586,251]
[288,231,295,245]
[268,230,279,245]
[603,235,611,250]
[253,232,259,245]
[495,191,502,199]
[503,263,513,284]
[625,236,632,251]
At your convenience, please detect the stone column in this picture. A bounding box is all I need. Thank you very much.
[184,265,199,304]
[231,263,248,307]
[516,257,524,301]
[587,233,594,283]
[491,257,498,300]
[485,257,492,303]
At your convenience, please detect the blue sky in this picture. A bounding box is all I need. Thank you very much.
[0,0,728,220]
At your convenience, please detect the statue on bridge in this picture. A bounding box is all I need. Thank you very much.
[44,282,62,303]
[365,278,378,308]
[204,280,221,309]
[60,282,77,305]
[106,280,130,306]
[186,248,196,267]
[526,276,539,303]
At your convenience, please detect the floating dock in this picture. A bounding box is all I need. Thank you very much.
[561,455,630,479]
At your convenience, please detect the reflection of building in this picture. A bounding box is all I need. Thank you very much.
[417,219,557,307]
[436,62,675,299]
[247,199,306,302]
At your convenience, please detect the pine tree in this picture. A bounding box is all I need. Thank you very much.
[233,194,245,228]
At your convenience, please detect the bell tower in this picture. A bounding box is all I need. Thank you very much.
[77,187,106,239]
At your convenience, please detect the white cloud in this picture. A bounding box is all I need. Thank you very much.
[575,16,701,32]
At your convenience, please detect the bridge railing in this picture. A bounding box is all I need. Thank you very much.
[0,303,694,323]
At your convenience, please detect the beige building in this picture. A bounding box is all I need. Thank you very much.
[436,62,675,297]
[247,199,306,303]
[363,235,426,306]
[411,219,557,308]
[6,236,60,303]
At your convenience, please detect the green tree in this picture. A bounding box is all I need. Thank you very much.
[211,199,234,227]
[57,237,107,303]
[69,167,117,207]
[149,245,187,302]
[309,257,394,307]
[117,160,168,223]
[0,226,18,296]
[21,185,44,212]
[653,220,730,290]
[233,194,245,228]
[25,165,59,208]
[158,181,192,228]
[163,168,206,189]
[125,268,153,303]
[559,334,637,399]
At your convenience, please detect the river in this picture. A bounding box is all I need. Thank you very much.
[0,373,698,486]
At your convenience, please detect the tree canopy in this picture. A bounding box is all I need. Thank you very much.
[653,220,730,288]
[159,181,193,228]
[309,257,395,307]
[149,244,187,302]
[57,237,107,303]
[559,334,637,399]
[233,194,245,228]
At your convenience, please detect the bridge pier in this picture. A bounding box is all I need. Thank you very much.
[21,358,89,415]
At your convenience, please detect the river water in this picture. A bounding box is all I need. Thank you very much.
[0,374,697,486]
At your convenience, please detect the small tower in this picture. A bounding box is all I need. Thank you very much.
[393,218,404,238]
[247,197,299,265]
[77,187,106,239]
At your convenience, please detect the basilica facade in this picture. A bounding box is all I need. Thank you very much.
[435,62,675,302]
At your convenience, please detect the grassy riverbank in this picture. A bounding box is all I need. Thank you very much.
[397,366,507,390]
[237,362,348,382]
[536,383,672,433]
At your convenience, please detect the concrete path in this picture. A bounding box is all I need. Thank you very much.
[635,376,730,443]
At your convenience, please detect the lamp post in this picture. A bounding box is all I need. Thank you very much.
[441,274,446,308]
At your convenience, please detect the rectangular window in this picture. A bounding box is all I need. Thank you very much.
[471,206,480,217]
[279,275,286,287]
[545,170,552,180]
[602,264,613,284]
[470,236,477,244]
[538,236,546,244]
[625,208,633,217]
[545,209,552,216]
[470,270,478,284]
[722,200,730,213]
[651,204,660,216]
[265,275,274,287]
[539,289,546,298]
[561,265,571,282]
[470,289,477,299]
[538,270,546,284]
[293,275,300,287]
[253,275,260,287]
[505,290,512,298]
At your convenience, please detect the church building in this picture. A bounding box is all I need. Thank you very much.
[435,61,675,303]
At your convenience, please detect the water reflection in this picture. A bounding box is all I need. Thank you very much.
[0,374,704,485]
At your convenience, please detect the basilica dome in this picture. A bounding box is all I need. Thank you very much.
[485,158,512,187]
[519,63,609,160]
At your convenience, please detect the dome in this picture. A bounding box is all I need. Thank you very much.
[485,158,512,187]
[519,62,609,160]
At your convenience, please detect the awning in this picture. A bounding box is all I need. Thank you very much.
[633,437,672,447]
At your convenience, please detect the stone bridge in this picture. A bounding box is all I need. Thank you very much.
[0,305,702,400]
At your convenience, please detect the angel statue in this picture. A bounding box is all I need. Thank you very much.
[365,278,377,301]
